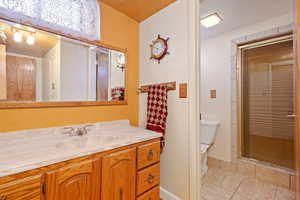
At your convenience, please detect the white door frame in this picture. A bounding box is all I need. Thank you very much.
[187,0,201,199]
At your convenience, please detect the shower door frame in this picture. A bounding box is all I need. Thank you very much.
[296,0,300,197]
[237,34,295,165]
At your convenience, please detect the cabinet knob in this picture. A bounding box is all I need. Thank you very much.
[147,174,154,184]
[0,195,7,200]
[147,150,154,161]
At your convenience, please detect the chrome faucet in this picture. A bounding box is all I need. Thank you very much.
[62,127,76,136]
[62,125,93,136]
[77,126,88,136]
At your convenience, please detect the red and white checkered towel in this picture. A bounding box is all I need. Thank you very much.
[111,87,125,101]
[146,85,168,138]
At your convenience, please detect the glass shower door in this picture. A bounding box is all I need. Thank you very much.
[241,38,295,169]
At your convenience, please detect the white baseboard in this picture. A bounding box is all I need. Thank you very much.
[160,187,181,200]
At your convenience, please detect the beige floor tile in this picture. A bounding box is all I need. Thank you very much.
[256,165,290,189]
[275,187,296,200]
[231,194,251,200]
[203,168,225,186]
[237,162,256,177]
[208,157,221,169]
[236,177,276,200]
[236,178,262,197]
[201,183,234,200]
[204,165,294,200]
[221,160,237,173]
[252,182,277,200]
[220,173,244,192]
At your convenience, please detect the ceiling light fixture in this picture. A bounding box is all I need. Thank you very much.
[200,13,222,28]
[26,33,35,45]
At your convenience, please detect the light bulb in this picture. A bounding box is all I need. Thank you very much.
[26,34,35,45]
[13,31,23,43]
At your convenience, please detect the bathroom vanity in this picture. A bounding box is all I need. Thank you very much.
[0,121,162,200]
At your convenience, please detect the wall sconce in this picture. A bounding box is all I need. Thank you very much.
[116,54,125,72]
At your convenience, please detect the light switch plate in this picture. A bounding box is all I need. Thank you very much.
[210,89,216,99]
[179,83,188,98]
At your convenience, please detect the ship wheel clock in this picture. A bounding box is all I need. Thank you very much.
[150,34,170,63]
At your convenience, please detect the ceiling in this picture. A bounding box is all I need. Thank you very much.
[200,0,293,39]
[99,0,177,22]
[0,21,59,58]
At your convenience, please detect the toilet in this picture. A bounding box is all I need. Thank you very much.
[200,120,219,177]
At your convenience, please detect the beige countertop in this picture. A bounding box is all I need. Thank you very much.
[0,120,162,177]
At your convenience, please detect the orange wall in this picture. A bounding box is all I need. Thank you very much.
[0,3,139,132]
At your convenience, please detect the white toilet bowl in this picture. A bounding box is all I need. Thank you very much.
[200,120,219,177]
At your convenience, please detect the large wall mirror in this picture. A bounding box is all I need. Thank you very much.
[0,19,127,108]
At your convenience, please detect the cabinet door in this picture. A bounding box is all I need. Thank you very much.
[46,159,101,200]
[0,175,42,200]
[102,148,136,200]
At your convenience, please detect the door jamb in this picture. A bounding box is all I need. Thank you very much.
[187,0,201,199]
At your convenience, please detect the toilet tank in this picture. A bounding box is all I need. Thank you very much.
[200,120,219,145]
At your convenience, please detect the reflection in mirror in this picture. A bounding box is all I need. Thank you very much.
[0,20,126,103]
[96,48,125,101]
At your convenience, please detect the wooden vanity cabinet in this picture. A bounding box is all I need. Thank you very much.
[136,141,161,199]
[0,174,42,200]
[101,148,136,200]
[0,138,161,200]
[45,158,101,200]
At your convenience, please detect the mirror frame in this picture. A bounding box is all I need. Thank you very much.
[0,17,128,109]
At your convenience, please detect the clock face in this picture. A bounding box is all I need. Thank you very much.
[150,35,169,63]
[152,40,165,57]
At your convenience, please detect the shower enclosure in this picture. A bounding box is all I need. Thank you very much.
[238,35,295,169]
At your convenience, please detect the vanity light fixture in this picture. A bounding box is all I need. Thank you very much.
[26,33,35,45]
[13,29,23,43]
[12,25,36,45]
[200,13,222,28]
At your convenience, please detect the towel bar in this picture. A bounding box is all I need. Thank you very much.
[138,82,176,93]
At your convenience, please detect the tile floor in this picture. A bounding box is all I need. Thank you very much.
[201,168,295,200]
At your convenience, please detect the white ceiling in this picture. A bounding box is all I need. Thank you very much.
[200,0,293,39]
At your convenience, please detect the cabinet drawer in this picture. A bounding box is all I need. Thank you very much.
[137,163,160,196]
[138,141,160,169]
[0,175,42,200]
[137,186,160,200]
